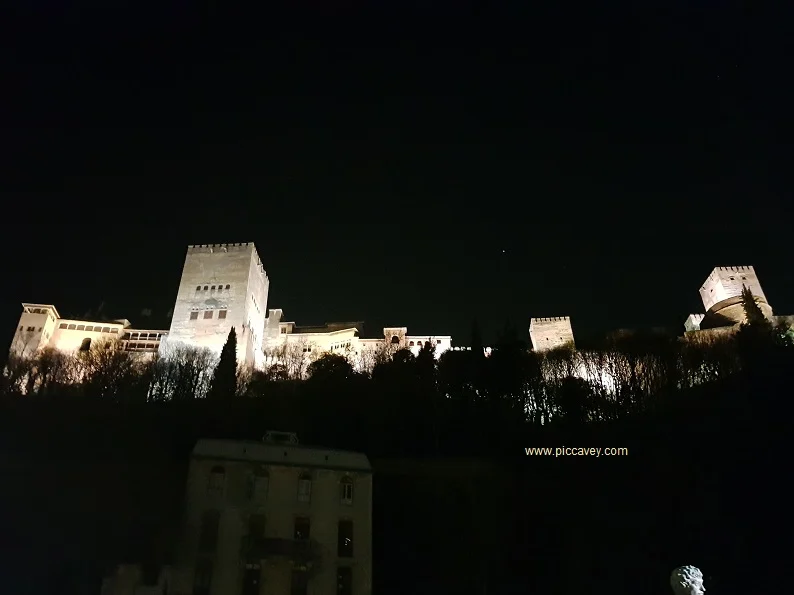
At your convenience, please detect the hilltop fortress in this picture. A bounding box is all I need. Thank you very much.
[8,244,792,371]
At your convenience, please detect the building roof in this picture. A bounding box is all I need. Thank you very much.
[192,438,372,472]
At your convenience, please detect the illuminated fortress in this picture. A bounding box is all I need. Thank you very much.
[8,246,792,371]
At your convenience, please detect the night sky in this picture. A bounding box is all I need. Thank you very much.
[3,2,793,345]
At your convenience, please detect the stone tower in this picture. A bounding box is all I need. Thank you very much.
[529,317,575,352]
[166,243,269,368]
[699,265,773,325]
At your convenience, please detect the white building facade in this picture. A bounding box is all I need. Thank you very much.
[172,433,372,595]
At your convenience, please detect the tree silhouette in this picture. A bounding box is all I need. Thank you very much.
[207,328,238,401]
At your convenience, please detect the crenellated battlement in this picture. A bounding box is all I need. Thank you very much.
[186,242,254,253]
[530,316,570,323]
[715,265,754,272]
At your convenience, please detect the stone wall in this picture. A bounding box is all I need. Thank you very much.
[529,317,575,352]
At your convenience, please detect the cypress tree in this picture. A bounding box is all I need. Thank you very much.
[740,285,771,329]
[207,327,238,400]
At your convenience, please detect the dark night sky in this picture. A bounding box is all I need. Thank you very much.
[2,2,793,344]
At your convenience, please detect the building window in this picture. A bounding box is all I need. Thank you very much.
[291,570,309,595]
[86,326,94,332]
[437,339,441,344]
[281,328,286,334]
[241,565,261,595]
[204,286,208,291]
[68,324,76,330]
[297,474,312,503]
[248,513,265,539]
[208,465,225,495]
[247,466,269,501]
[225,284,231,290]
[190,311,199,320]
[198,510,220,553]
[340,478,354,505]
[79,338,92,351]
[218,310,227,320]
[193,558,213,595]
[294,517,310,540]
[196,286,201,291]
[409,341,414,346]
[337,520,354,557]
[390,335,399,344]
[59,323,67,329]
[337,567,352,595]
[204,311,213,319]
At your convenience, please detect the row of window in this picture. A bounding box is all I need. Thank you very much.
[122,332,164,341]
[196,284,231,293]
[58,323,119,333]
[207,466,355,506]
[190,310,228,320]
[199,512,355,558]
[194,559,353,595]
[409,339,442,347]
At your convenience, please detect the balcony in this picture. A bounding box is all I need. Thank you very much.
[240,537,321,564]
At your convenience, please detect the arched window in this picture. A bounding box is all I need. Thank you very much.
[208,465,225,494]
[340,477,354,505]
[390,335,399,344]
[408,341,414,346]
[79,338,91,351]
[297,472,312,503]
[248,465,269,501]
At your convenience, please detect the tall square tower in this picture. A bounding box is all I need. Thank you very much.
[166,243,269,368]
[529,317,575,352]
[699,266,773,323]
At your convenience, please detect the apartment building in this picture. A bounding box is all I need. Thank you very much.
[172,432,372,595]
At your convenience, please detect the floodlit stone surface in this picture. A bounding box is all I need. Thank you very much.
[529,317,575,352]
[670,565,705,595]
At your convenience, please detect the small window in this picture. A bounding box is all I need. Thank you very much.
[337,567,352,595]
[79,338,92,351]
[38,327,43,332]
[225,284,230,290]
[204,286,208,291]
[281,328,286,334]
[297,474,312,503]
[294,517,310,540]
[204,311,213,319]
[437,339,441,344]
[340,478,354,505]
[409,341,414,346]
[248,513,265,539]
[76,325,85,331]
[110,329,118,334]
[68,324,76,330]
[85,326,94,332]
[218,310,227,319]
[337,520,354,557]
[190,311,199,320]
[208,466,225,494]
[211,285,216,291]
[248,466,269,501]
[59,323,67,329]
[390,335,399,344]
[193,558,213,595]
[198,510,220,553]
[290,570,308,595]
[102,327,110,333]
[196,286,201,291]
